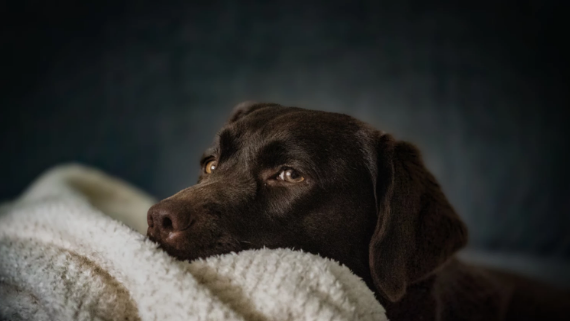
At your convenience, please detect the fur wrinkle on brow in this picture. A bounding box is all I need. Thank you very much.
[218,129,240,163]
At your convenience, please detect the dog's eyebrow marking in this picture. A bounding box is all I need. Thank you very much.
[257,140,318,176]
[218,129,239,163]
[200,147,218,165]
[257,141,289,168]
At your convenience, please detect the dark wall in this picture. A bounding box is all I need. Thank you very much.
[2,1,569,257]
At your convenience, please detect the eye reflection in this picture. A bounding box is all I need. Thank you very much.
[278,169,304,183]
[205,160,217,174]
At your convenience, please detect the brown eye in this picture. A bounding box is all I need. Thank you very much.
[278,169,304,183]
[205,160,217,174]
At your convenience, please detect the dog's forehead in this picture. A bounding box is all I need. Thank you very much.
[211,107,377,176]
[228,107,365,142]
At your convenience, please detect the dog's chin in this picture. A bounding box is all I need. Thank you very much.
[147,232,246,263]
[160,245,209,263]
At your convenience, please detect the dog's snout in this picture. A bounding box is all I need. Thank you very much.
[149,207,173,231]
[147,202,193,238]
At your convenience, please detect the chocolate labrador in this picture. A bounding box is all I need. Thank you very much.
[147,102,568,320]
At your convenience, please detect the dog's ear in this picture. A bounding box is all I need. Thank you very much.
[369,133,468,302]
[228,101,281,124]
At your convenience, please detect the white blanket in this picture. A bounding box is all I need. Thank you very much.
[0,164,386,321]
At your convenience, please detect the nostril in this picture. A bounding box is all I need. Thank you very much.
[162,217,173,230]
[148,202,191,234]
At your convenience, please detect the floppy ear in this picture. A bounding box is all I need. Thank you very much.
[369,133,468,302]
[227,101,281,124]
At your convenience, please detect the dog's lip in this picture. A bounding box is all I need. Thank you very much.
[175,218,196,233]
[165,220,195,241]
[147,219,195,243]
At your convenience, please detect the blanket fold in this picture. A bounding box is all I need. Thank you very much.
[0,164,386,321]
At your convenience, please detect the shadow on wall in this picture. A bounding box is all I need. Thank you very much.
[1,0,569,264]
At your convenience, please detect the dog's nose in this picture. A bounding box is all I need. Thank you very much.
[147,202,192,238]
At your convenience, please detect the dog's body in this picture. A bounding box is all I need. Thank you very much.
[147,102,569,320]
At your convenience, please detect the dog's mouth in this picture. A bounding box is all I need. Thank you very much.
[147,230,252,263]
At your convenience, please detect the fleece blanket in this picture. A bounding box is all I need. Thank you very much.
[0,164,386,321]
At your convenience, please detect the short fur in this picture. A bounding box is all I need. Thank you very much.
[148,102,569,321]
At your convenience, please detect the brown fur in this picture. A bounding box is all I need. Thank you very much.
[148,102,569,320]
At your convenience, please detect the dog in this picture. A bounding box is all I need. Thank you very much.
[147,102,569,320]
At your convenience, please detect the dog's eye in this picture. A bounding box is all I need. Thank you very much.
[205,160,217,174]
[278,169,304,183]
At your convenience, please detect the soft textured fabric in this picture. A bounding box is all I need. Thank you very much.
[0,164,386,321]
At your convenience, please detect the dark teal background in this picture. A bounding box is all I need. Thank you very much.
[2,1,569,260]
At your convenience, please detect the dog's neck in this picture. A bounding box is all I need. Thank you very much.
[375,259,512,321]
[377,274,438,321]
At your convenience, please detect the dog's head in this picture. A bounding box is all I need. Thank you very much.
[147,102,468,302]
